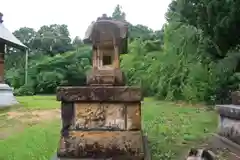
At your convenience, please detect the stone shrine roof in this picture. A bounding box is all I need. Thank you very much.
[83,15,128,43]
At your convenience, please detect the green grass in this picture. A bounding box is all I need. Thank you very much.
[0,121,60,160]
[0,96,218,160]
[16,96,60,110]
[142,98,217,159]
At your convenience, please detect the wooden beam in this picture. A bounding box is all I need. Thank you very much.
[0,43,4,83]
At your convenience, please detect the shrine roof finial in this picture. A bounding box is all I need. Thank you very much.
[0,13,3,23]
[97,14,112,21]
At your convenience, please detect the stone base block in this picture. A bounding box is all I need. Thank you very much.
[0,84,18,108]
[57,86,142,102]
[218,116,240,145]
[72,102,141,131]
[52,136,151,160]
[57,131,144,159]
[217,105,240,145]
[86,69,125,86]
[60,102,141,136]
[217,105,240,120]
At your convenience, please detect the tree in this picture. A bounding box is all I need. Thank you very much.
[72,36,83,49]
[35,24,73,56]
[112,4,126,21]
[13,27,37,49]
[166,0,240,59]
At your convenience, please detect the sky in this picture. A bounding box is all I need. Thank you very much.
[1,0,172,39]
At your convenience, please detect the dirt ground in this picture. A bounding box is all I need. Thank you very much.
[0,109,60,139]
[6,109,60,122]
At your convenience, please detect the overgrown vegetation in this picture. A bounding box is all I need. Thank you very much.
[5,1,240,104]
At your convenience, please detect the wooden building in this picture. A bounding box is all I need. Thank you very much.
[0,12,27,108]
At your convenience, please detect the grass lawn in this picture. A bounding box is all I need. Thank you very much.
[0,96,218,160]
[16,96,60,110]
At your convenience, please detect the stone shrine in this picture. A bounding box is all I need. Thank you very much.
[55,15,150,160]
[0,13,27,108]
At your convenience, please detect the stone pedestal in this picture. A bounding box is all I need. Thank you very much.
[216,105,240,145]
[56,86,145,159]
[0,83,18,108]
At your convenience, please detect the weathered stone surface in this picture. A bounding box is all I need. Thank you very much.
[218,116,240,145]
[86,69,125,86]
[216,105,240,120]
[57,131,144,159]
[61,102,74,136]
[232,91,240,105]
[52,136,150,160]
[73,103,125,130]
[71,102,141,131]
[126,103,141,130]
[56,86,142,102]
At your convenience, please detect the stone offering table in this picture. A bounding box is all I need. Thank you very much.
[54,14,150,160]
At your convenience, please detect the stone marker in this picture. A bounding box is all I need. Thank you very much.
[54,14,150,160]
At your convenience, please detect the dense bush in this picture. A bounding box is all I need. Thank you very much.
[6,46,91,95]
[14,84,35,96]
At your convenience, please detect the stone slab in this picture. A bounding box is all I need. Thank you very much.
[216,105,240,120]
[52,136,150,160]
[57,131,144,159]
[218,116,240,145]
[72,102,141,131]
[56,86,142,102]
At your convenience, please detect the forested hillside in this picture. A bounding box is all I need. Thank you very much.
[5,1,240,104]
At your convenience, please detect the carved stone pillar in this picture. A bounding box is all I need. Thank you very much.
[99,49,103,68]
[92,49,97,69]
[114,46,119,69]
[96,47,100,69]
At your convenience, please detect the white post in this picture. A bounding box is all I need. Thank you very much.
[25,49,28,85]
